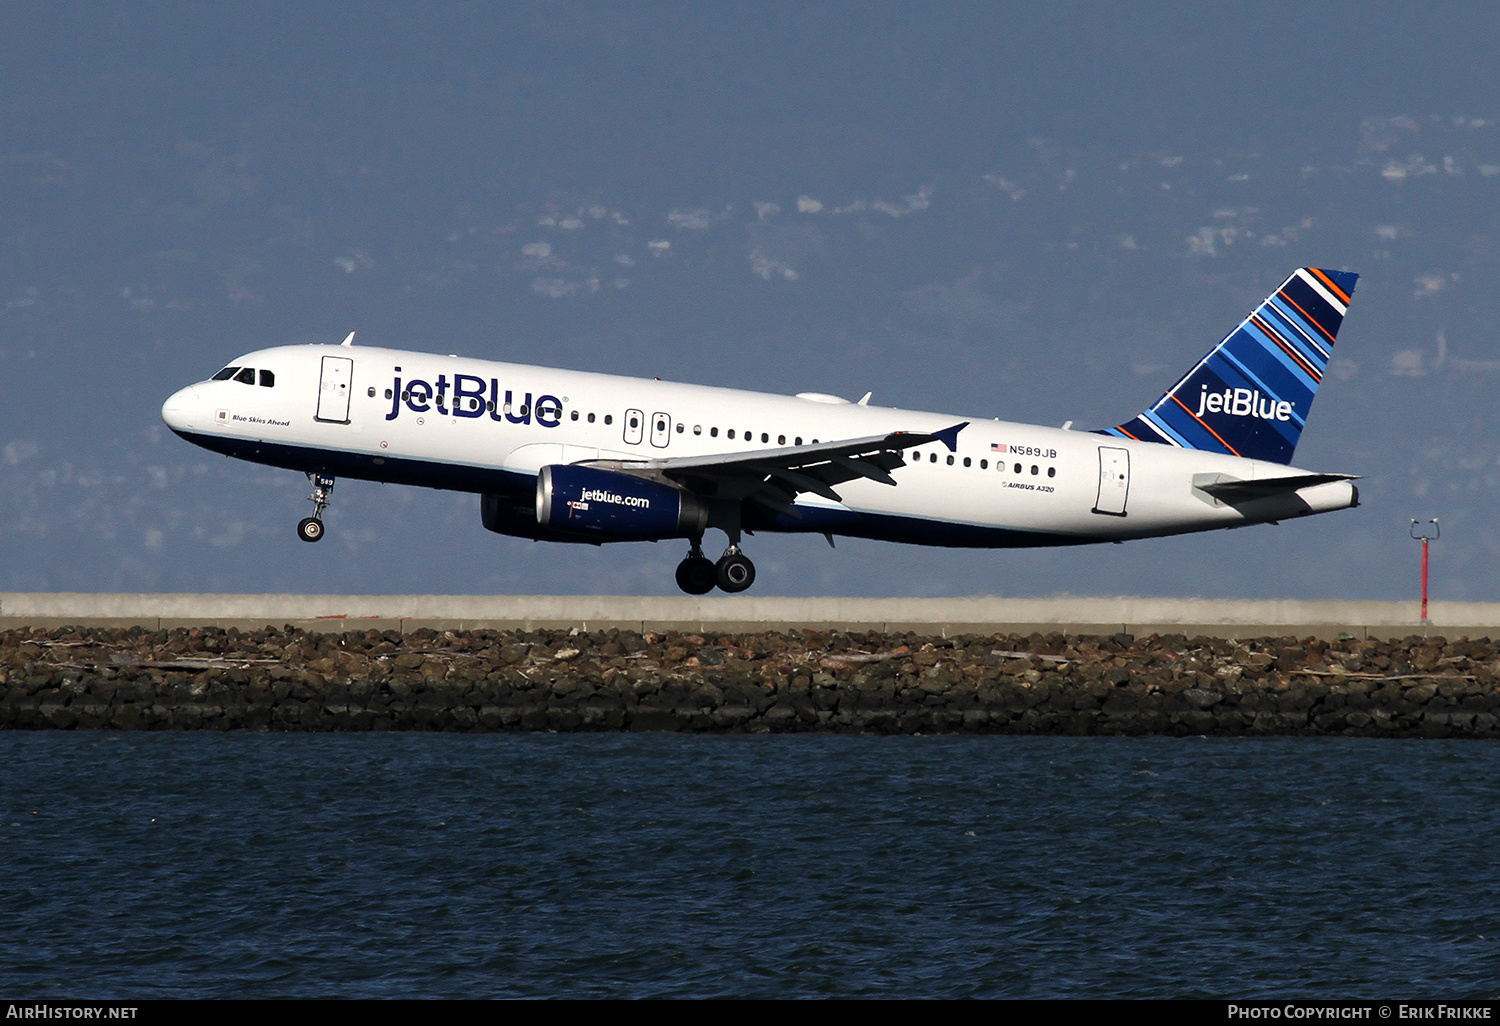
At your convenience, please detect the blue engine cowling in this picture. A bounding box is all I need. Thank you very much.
[536,465,709,540]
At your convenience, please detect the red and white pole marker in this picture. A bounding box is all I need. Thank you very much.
[1409,518,1440,622]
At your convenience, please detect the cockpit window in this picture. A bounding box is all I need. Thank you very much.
[233,367,256,385]
[212,366,240,381]
[259,369,275,387]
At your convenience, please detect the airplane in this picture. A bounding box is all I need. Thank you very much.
[161,266,1361,594]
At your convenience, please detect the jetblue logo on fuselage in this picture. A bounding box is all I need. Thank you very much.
[385,367,563,427]
[1193,385,1293,422]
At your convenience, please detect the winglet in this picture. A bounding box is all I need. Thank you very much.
[930,421,969,452]
[341,331,355,347]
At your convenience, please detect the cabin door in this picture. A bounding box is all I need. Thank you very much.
[1093,446,1130,516]
[315,356,353,423]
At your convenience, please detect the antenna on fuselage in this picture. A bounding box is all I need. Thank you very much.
[341,332,355,347]
[857,391,872,406]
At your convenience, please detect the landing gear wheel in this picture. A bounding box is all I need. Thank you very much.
[297,517,325,543]
[715,552,756,593]
[675,555,717,595]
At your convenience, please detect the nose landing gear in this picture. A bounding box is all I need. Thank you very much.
[297,473,335,543]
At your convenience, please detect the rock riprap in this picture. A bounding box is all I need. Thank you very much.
[4,625,1498,736]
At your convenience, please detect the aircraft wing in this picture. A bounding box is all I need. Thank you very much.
[586,422,968,517]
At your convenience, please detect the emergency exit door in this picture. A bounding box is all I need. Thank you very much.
[650,412,672,448]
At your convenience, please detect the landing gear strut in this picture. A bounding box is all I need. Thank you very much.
[297,473,335,543]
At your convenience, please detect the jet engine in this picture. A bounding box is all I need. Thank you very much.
[535,465,708,540]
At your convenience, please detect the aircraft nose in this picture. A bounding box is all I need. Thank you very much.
[161,385,200,432]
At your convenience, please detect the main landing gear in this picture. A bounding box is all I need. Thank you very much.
[297,473,335,543]
[674,542,757,594]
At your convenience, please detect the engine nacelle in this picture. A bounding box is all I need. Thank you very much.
[481,491,599,544]
[536,465,709,540]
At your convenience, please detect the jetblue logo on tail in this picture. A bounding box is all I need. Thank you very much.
[1099,267,1357,464]
[1194,385,1293,422]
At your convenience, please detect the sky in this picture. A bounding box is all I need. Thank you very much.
[3,0,1500,601]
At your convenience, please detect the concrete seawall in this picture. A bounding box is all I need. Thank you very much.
[2,593,1495,640]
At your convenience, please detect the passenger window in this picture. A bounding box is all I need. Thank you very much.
[1048,467,1056,478]
[1014,463,1022,473]
[604,415,613,425]
[728,429,736,439]
[795,437,802,446]
[571,411,579,421]
[761,432,768,443]
[588,413,596,423]
[946,455,954,466]
[963,457,971,467]
[385,388,393,400]
[234,367,256,385]
[980,459,988,469]
[676,423,684,433]
[212,366,239,381]
[1031,465,1038,475]
[778,435,785,445]
[630,415,639,428]
[261,370,276,387]
[694,425,702,435]
[711,427,719,437]
[930,453,937,463]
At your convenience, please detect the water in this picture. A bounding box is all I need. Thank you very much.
[2,734,1497,998]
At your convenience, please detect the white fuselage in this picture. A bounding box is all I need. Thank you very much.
[161,343,1358,548]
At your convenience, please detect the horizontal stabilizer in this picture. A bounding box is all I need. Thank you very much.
[1194,472,1359,502]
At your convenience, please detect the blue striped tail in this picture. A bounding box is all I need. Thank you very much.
[1098,267,1358,464]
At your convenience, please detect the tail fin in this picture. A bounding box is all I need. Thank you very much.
[1099,267,1358,464]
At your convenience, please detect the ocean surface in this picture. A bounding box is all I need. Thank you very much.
[1,733,1497,999]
